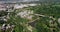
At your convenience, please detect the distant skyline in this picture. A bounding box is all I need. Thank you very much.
[0,0,39,3]
[0,0,60,3]
[0,0,39,1]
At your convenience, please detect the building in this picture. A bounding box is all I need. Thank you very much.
[0,4,7,11]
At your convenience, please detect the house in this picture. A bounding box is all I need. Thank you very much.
[0,4,7,11]
[14,4,29,9]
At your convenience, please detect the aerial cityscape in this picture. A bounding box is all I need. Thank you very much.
[0,0,60,32]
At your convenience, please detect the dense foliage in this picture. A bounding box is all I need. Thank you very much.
[0,4,60,32]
